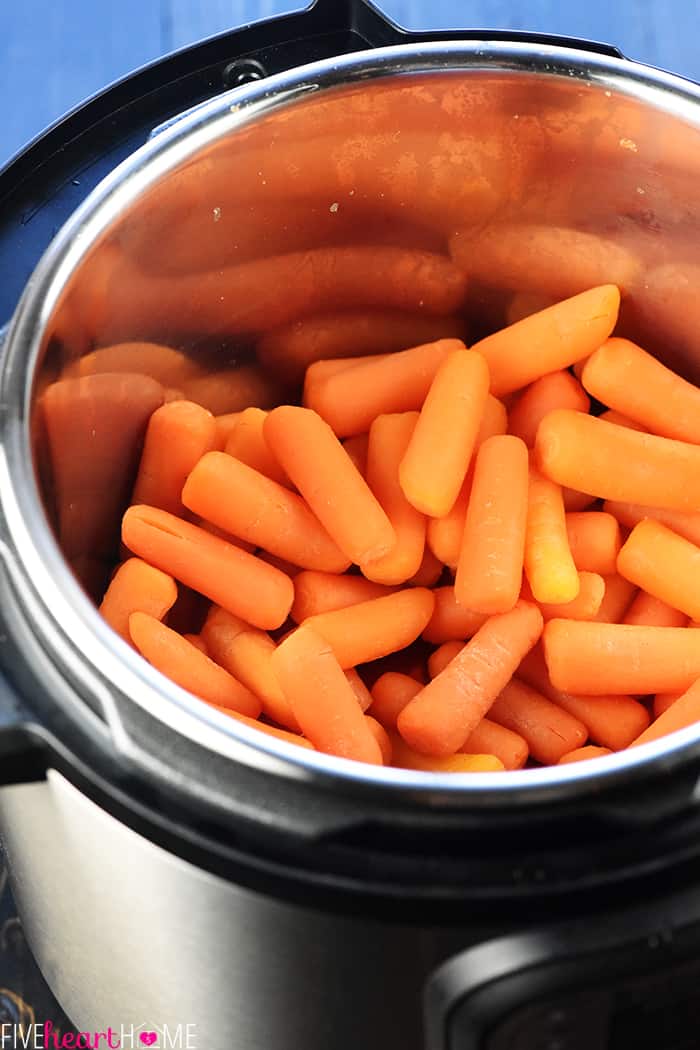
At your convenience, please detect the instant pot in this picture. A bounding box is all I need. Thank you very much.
[2,2,700,1048]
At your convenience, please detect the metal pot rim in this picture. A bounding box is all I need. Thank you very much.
[4,38,700,808]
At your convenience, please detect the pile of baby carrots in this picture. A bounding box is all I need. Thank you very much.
[52,279,700,772]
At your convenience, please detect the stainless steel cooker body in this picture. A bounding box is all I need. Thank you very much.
[2,3,700,1048]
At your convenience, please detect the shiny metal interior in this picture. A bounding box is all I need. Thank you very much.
[5,42,700,800]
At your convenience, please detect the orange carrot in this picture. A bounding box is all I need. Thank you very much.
[506,291,556,326]
[256,551,303,578]
[508,371,590,448]
[617,519,700,620]
[213,412,242,450]
[205,622,298,730]
[368,673,423,729]
[390,735,505,773]
[562,487,597,512]
[524,469,580,605]
[257,309,466,382]
[290,570,396,624]
[304,338,465,437]
[536,409,700,511]
[343,434,369,476]
[213,707,313,750]
[131,400,217,516]
[604,500,700,548]
[592,574,638,623]
[302,588,435,669]
[346,669,373,712]
[224,407,289,486]
[522,571,605,621]
[122,505,294,629]
[488,678,587,764]
[365,715,393,764]
[99,558,177,642]
[264,406,396,564]
[543,619,700,695]
[183,633,208,654]
[304,353,388,391]
[582,337,700,444]
[408,547,444,587]
[469,285,620,397]
[559,745,612,764]
[422,587,488,645]
[654,691,684,717]
[630,679,700,747]
[459,718,529,770]
[398,600,543,755]
[129,612,261,716]
[455,434,529,613]
[598,409,646,432]
[427,640,464,679]
[565,511,621,576]
[182,451,350,573]
[362,412,426,584]
[68,341,200,387]
[623,590,689,628]
[200,605,251,649]
[518,644,650,750]
[182,364,283,416]
[399,349,490,517]
[270,625,382,764]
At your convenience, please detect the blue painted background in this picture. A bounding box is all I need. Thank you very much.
[1,0,699,167]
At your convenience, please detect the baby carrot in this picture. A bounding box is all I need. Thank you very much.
[522,571,605,621]
[582,337,700,445]
[365,715,393,764]
[129,612,261,716]
[302,588,435,669]
[122,505,294,630]
[200,605,251,651]
[368,673,423,729]
[562,487,597,512]
[390,735,505,773]
[182,451,350,573]
[206,624,298,730]
[99,558,177,642]
[68,341,200,387]
[604,500,700,548]
[506,291,555,326]
[399,349,490,517]
[271,625,383,764]
[264,406,396,564]
[508,371,590,448]
[518,644,650,750]
[524,469,580,605]
[559,745,612,764]
[408,547,444,587]
[343,434,369,476]
[304,353,388,391]
[427,640,464,679]
[488,679,587,765]
[617,519,700,620]
[213,412,242,449]
[422,587,488,645]
[535,409,700,511]
[623,590,689,628]
[182,364,283,416]
[459,718,529,770]
[363,412,426,584]
[543,619,700,696]
[290,570,396,623]
[183,634,208,654]
[654,691,684,717]
[455,434,529,614]
[630,679,700,748]
[257,308,466,382]
[304,338,465,438]
[213,707,313,750]
[224,407,289,486]
[598,409,646,432]
[131,400,217,516]
[565,511,621,576]
[469,285,620,397]
[592,574,637,623]
[398,600,543,756]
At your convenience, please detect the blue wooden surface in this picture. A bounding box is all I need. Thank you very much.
[1,0,699,167]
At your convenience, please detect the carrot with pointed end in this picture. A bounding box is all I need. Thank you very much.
[543,619,700,696]
[469,285,620,397]
[399,349,490,517]
[422,587,488,645]
[290,570,396,623]
[398,600,543,756]
[183,451,350,573]
[617,519,700,621]
[368,673,423,730]
[129,612,261,716]
[524,469,580,605]
[559,745,612,764]
[122,505,294,630]
[363,412,426,584]
[508,371,590,448]
[99,558,177,642]
[131,400,217,516]
[264,406,396,564]
[271,625,382,764]
[565,511,621,576]
[582,337,700,445]
[536,409,700,511]
[224,407,289,486]
[630,680,700,748]
[303,588,435,669]
[455,434,529,614]
[304,338,465,437]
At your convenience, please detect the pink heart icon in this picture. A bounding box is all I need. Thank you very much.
[139,1035,157,1047]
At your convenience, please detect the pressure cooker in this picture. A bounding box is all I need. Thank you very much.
[2,1,700,1048]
